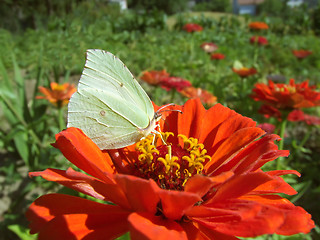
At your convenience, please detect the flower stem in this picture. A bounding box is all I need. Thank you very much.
[277,118,287,169]
[58,107,65,130]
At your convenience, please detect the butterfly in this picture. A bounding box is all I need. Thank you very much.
[67,49,168,149]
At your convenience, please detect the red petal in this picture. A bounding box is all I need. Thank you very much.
[29,168,130,208]
[157,189,201,220]
[207,172,273,204]
[128,212,187,240]
[205,127,265,175]
[114,174,160,214]
[198,104,237,144]
[275,205,315,235]
[52,128,114,182]
[184,175,215,198]
[26,193,130,239]
[213,134,288,176]
[177,99,206,139]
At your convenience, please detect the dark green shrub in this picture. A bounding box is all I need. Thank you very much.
[127,0,189,14]
[193,0,231,12]
[257,0,285,16]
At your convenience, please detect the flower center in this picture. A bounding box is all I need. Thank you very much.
[132,132,211,190]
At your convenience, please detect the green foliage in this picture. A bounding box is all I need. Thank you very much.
[193,0,231,12]
[128,0,189,14]
[257,0,285,16]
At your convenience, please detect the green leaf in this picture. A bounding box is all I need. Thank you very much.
[13,129,30,166]
[7,224,37,240]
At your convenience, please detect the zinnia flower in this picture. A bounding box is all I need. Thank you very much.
[292,50,312,59]
[232,67,257,78]
[160,76,192,91]
[250,36,268,46]
[210,53,225,60]
[182,23,203,33]
[249,22,269,30]
[37,82,76,108]
[179,87,217,106]
[288,109,320,125]
[27,99,314,239]
[258,105,282,120]
[251,79,320,110]
[257,123,276,134]
[140,70,170,85]
[200,42,218,53]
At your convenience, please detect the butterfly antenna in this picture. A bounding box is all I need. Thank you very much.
[156,103,183,115]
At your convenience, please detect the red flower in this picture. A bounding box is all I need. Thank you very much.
[257,123,276,134]
[232,67,257,78]
[250,36,268,46]
[211,53,225,60]
[160,76,192,91]
[140,70,170,85]
[27,99,314,239]
[36,82,76,107]
[182,23,203,33]
[292,50,312,59]
[288,109,320,125]
[200,42,218,53]
[249,22,269,30]
[179,87,217,106]
[251,79,320,110]
[259,105,282,120]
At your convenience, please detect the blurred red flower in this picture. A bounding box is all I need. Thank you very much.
[160,76,192,91]
[200,42,218,53]
[258,105,282,120]
[257,123,276,134]
[179,86,217,106]
[288,109,320,125]
[183,23,203,33]
[140,70,170,85]
[211,53,225,60]
[37,82,76,108]
[292,50,312,59]
[251,79,320,110]
[249,22,269,30]
[250,36,268,46]
[27,99,314,239]
[232,67,257,78]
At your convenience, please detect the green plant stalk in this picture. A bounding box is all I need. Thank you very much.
[58,107,66,130]
[298,127,312,149]
[277,118,287,170]
[0,94,43,147]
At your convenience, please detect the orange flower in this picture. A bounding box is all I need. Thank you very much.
[200,42,218,53]
[292,50,312,59]
[232,67,257,78]
[251,79,320,110]
[179,86,217,106]
[37,82,76,107]
[249,21,269,30]
[26,99,314,239]
[140,70,170,85]
[182,23,203,33]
